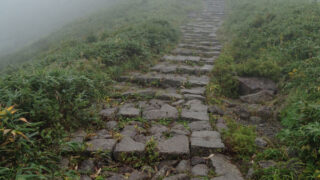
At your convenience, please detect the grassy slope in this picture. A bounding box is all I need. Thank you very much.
[0,0,201,179]
[211,0,320,179]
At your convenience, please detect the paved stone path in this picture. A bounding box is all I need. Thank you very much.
[67,0,246,179]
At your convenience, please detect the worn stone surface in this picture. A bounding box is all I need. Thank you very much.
[176,160,191,173]
[120,73,208,88]
[143,104,179,120]
[185,100,208,112]
[100,107,118,120]
[72,130,87,138]
[120,125,138,138]
[86,139,116,152]
[181,110,209,121]
[158,135,190,158]
[121,88,157,98]
[233,105,250,120]
[151,62,211,75]
[118,103,140,118]
[156,92,183,101]
[191,131,224,156]
[150,124,169,137]
[210,154,244,180]
[189,121,212,131]
[129,171,149,180]
[184,94,206,101]
[255,137,268,148]
[246,168,254,180]
[192,164,209,176]
[171,123,190,135]
[191,156,207,166]
[181,87,206,95]
[163,55,201,63]
[106,121,118,130]
[89,129,112,140]
[237,77,277,95]
[208,105,224,115]
[216,118,228,132]
[114,137,145,160]
[240,90,274,104]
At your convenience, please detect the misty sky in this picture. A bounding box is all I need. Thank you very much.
[0,0,112,56]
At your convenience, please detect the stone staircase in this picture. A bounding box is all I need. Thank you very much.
[67,0,245,179]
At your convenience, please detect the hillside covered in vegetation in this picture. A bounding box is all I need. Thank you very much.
[211,0,320,179]
[0,0,200,178]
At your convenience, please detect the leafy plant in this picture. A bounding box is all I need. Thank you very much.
[222,119,257,161]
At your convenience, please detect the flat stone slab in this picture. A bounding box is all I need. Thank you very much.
[240,90,274,104]
[176,160,191,173]
[86,139,116,152]
[143,104,179,120]
[189,121,212,131]
[172,48,219,58]
[216,118,228,132]
[149,124,169,139]
[210,154,244,180]
[119,73,209,88]
[170,123,190,135]
[151,62,211,75]
[181,110,209,121]
[162,55,201,62]
[120,125,138,138]
[237,77,277,95]
[201,57,216,64]
[89,129,113,140]
[100,108,118,120]
[118,103,140,118]
[192,164,209,176]
[185,100,208,112]
[184,94,206,101]
[158,135,190,159]
[181,87,206,95]
[113,137,145,161]
[156,92,183,101]
[178,44,222,51]
[121,88,157,98]
[191,131,224,156]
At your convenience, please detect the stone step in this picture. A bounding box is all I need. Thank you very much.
[115,87,183,101]
[182,34,216,38]
[181,27,217,31]
[162,55,216,65]
[191,131,225,156]
[118,72,210,88]
[180,40,220,46]
[178,43,222,51]
[171,48,220,57]
[151,62,213,75]
[181,99,209,121]
[210,154,244,180]
[113,83,208,103]
[182,36,217,42]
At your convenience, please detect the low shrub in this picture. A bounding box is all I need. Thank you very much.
[223,119,257,161]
